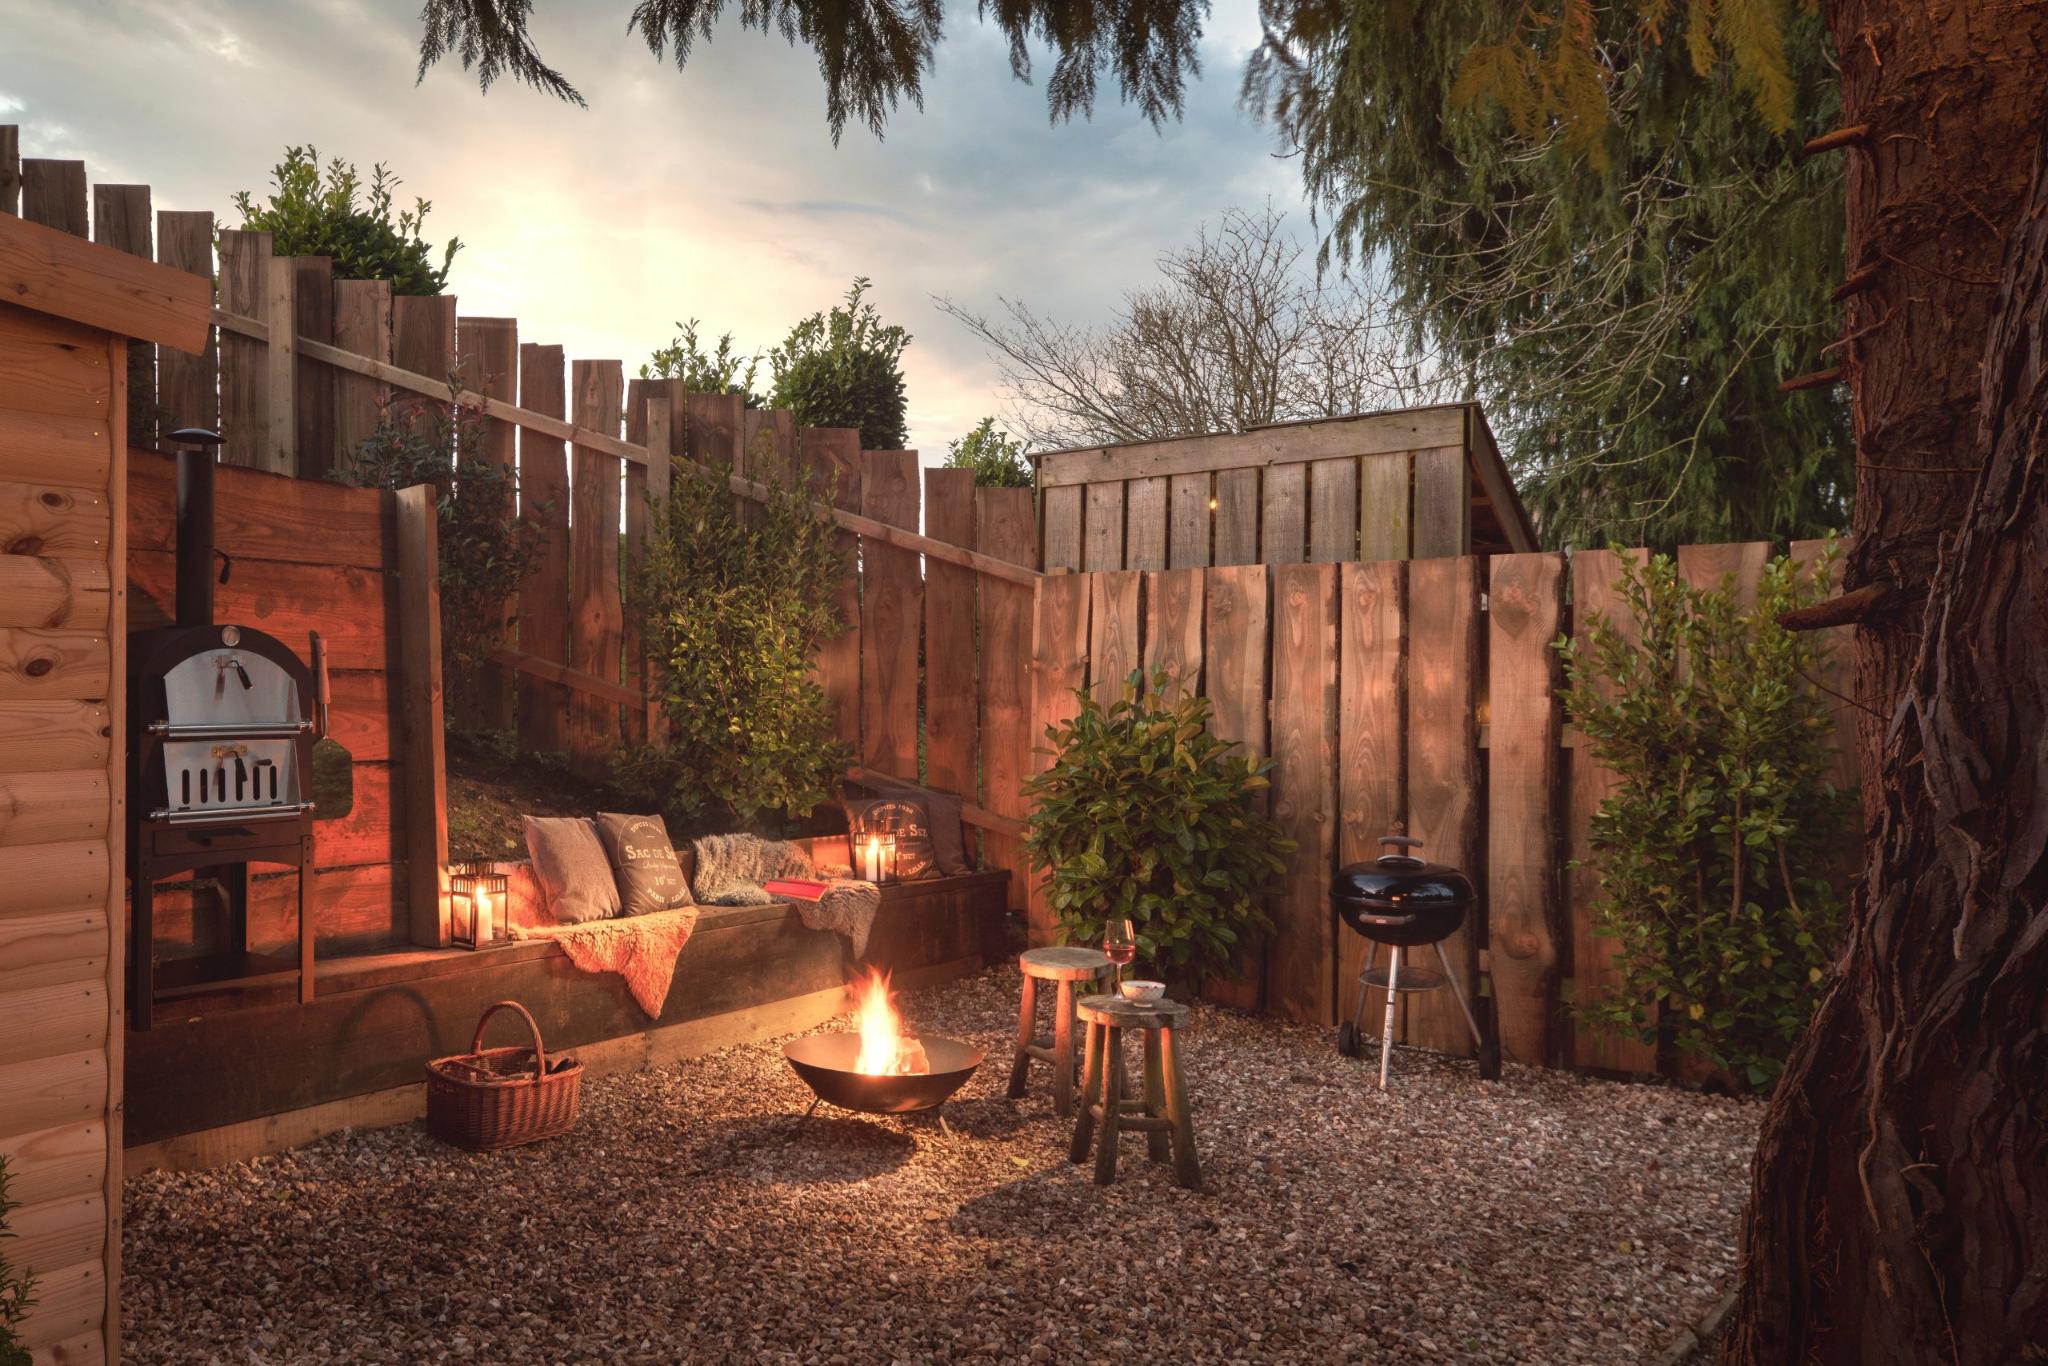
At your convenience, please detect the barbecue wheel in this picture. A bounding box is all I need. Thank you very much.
[1336,1021,1362,1058]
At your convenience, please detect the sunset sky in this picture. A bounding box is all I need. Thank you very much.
[2,0,1310,457]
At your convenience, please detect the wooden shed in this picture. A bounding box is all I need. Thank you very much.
[1034,402,1539,570]
[0,209,210,1365]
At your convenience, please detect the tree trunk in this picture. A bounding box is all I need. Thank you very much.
[1724,1,2048,1355]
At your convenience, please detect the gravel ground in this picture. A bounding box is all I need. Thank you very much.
[126,967,1758,1364]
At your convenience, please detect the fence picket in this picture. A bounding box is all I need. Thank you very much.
[1042,485,1083,572]
[1124,476,1168,570]
[1308,457,1358,563]
[977,487,1037,914]
[860,450,921,780]
[1412,447,1469,557]
[924,468,979,799]
[1359,453,1409,560]
[1266,562,1338,1024]
[567,360,624,778]
[20,159,85,235]
[1403,555,1482,1054]
[1213,468,1260,566]
[1026,573,1090,944]
[216,230,269,470]
[1083,483,1124,572]
[515,344,569,755]
[90,184,153,447]
[153,212,215,437]
[1336,559,1405,1043]
[1260,463,1307,564]
[291,258,335,480]
[0,126,17,214]
[803,428,863,749]
[1202,563,1269,1008]
[1088,571,1141,703]
[1168,473,1209,568]
[457,316,518,730]
[1142,568,1203,704]
[331,279,391,472]
[1486,552,1564,1066]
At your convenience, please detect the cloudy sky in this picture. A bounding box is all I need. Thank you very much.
[2,0,1310,457]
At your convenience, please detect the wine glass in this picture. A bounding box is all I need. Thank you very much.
[1104,919,1138,994]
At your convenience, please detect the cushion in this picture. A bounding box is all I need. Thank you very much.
[920,790,972,877]
[523,816,621,924]
[844,796,936,881]
[593,812,694,917]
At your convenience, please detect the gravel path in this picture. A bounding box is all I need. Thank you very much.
[126,967,1758,1364]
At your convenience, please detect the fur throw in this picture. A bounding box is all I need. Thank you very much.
[691,834,881,956]
[513,907,698,1017]
[690,834,811,905]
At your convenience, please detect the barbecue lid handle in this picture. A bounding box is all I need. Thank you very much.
[167,427,223,447]
[1379,836,1424,850]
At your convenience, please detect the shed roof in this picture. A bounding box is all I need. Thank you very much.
[1031,402,1539,554]
[0,209,211,353]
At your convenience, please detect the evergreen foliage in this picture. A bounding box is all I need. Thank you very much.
[1025,670,1292,985]
[1246,1,1850,548]
[1558,547,1854,1089]
[619,450,851,829]
[767,279,910,452]
[0,1156,34,1366]
[234,147,461,296]
[641,319,764,403]
[944,417,1034,489]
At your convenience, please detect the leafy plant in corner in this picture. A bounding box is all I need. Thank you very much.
[0,1156,36,1366]
[620,438,850,828]
[1024,669,1291,986]
[1557,546,1854,1091]
[235,146,461,295]
[334,385,543,689]
[767,278,910,451]
[944,416,1034,489]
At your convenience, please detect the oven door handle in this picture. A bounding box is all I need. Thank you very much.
[309,630,331,740]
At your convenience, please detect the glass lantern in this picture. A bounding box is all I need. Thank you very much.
[450,863,510,949]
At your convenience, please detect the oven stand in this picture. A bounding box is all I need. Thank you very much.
[1348,940,1488,1091]
[130,832,315,1030]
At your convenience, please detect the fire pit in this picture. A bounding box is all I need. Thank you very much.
[784,971,984,1133]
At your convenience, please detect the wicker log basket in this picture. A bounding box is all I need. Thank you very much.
[426,999,583,1150]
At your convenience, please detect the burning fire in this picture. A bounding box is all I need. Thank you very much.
[851,969,929,1076]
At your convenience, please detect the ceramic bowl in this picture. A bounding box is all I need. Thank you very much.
[1119,979,1166,1005]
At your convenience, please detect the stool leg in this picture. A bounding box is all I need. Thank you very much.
[1052,979,1076,1117]
[1142,1029,1170,1162]
[1377,946,1403,1090]
[1093,1026,1124,1185]
[1069,1020,1103,1163]
[1159,1024,1203,1191]
[1007,974,1038,1099]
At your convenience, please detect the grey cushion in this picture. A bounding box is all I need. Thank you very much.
[524,816,621,924]
[920,790,972,877]
[594,812,694,917]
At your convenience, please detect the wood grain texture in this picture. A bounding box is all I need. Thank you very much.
[1142,568,1203,705]
[0,1119,105,1209]
[1026,574,1090,943]
[90,184,153,447]
[330,279,391,473]
[0,555,110,629]
[289,257,335,480]
[1212,468,1260,567]
[11,1192,103,1284]
[567,360,623,778]
[0,125,16,215]
[0,629,110,703]
[0,769,107,848]
[923,467,978,796]
[1083,482,1124,571]
[0,306,112,421]
[153,211,215,435]
[128,553,393,670]
[977,487,1038,909]
[0,1048,104,1142]
[1087,571,1141,704]
[802,427,863,750]
[1260,462,1307,564]
[1411,446,1470,557]
[0,840,107,917]
[454,316,519,730]
[1123,476,1168,570]
[0,701,109,776]
[1676,540,1772,606]
[215,230,269,470]
[17,1257,98,1350]
[1265,562,1337,1024]
[1485,552,1564,1065]
[1037,406,1470,486]
[0,908,106,995]
[257,255,296,472]
[396,486,448,947]
[0,981,106,1067]
[1041,483,1083,572]
[1201,564,1269,1009]
[515,343,568,754]
[1567,547,1656,1074]
[1167,473,1210,568]
[129,450,394,569]
[19,160,86,236]
[859,450,922,777]
[0,411,108,494]
[1335,559,1405,1036]
[1308,457,1359,563]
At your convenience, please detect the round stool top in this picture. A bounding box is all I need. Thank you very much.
[1020,946,1115,981]
[1078,993,1188,1027]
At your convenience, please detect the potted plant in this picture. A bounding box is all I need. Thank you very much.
[1024,668,1292,991]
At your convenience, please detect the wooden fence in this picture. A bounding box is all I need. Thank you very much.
[1028,540,1855,1075]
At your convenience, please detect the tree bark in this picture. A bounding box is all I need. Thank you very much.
[1724,4,2048,1356]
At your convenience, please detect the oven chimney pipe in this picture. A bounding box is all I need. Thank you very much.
[168,429,224,629]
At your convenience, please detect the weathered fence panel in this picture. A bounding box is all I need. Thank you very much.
[1336,560,1404,1038]
[516,343,569,755]
[924,469,979,797]
[1266,562,1338,1024]
[860,450,922,780]
[567,359,623,778]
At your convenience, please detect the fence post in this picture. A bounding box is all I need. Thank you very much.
[396,483,449,947]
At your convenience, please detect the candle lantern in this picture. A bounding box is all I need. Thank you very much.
[858,832,901,884]
[450,863,510,949]
[877,835,898,884]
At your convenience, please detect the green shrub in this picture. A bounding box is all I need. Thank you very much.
[945,417,1034,488]
[0,1156,36,1366]
[619,442,850,828]
[767,279,909,450]
[1024,669,1291,984]
[334,387,542,682]
[1558,547,1854,1090]
[234,146,460,295]
[641,318,763,403]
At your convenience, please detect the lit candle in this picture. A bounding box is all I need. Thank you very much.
[863,835,882,883]
[472,889,493,945]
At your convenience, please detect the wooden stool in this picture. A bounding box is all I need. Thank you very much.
[1006,947,1114,1117]
[1068,995,1203,1190]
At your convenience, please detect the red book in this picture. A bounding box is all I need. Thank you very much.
[764,878,829,902]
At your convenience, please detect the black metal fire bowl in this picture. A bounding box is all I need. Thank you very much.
[784,1033,985,1116]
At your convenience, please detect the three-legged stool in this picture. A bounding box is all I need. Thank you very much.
[1068,995,1203,1190]
[1006,946,1114,1116]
